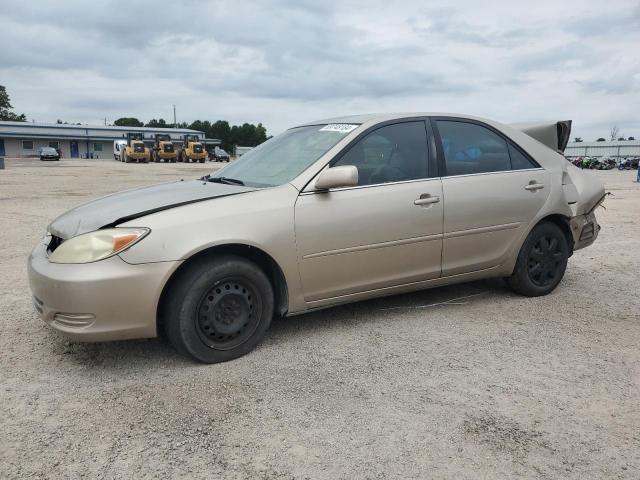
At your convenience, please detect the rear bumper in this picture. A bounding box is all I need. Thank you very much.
[570,211,600,251]
[28,239,180,342]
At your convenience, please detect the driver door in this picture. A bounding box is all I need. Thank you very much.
[294,121,444,303]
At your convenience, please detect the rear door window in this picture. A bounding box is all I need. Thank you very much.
[436,120,511,176]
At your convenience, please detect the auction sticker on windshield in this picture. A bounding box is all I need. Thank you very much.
[319,124,359,133]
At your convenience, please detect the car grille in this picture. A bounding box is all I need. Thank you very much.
[193,145,203,153]
[163,144,174,152]
[134,145,145,153]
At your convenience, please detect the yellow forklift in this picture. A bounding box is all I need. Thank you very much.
[121,133,150,163]
[179,134,207,163]
[151,134,177,163]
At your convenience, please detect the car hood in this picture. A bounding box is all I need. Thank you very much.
[48,179,258,239]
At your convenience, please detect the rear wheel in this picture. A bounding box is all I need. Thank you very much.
[163,255,274,363]
[507,222,569,297]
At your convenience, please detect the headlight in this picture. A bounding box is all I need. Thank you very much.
[49,228,149,264]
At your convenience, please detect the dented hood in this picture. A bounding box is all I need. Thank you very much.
[48,179,257,239]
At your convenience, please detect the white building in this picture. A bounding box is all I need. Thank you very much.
[565,139,640,158]
[0,121,209,159]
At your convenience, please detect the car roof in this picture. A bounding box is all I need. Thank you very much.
[294,112,492,127]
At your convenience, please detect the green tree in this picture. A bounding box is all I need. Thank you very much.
[573,137,583,143]
[0,85,27,121]
[145,118,168,128]
[596,137,606,142]
[114,117,144,127]
[210,120,232,149]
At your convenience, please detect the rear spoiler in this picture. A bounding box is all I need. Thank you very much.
[510,120,572,153]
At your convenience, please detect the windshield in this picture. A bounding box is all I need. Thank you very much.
[210,124,359,187]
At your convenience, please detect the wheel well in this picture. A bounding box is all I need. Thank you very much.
[157,244,289,332]
[537,214,574,255]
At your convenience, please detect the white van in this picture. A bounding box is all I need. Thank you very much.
[113,140,127,161]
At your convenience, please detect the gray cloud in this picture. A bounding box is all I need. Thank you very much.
[0,0,638,140]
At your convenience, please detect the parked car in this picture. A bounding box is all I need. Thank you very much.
[209,146,230,162]
[39,147,60,161]
[28,113,605,363]
[113,140,127,161]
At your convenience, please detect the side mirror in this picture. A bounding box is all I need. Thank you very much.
[314,165,359,190]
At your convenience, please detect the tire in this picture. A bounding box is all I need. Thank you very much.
[507,222,569,297]
[163,255,274,363]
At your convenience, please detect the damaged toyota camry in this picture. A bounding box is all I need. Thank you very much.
[28,113,606,363]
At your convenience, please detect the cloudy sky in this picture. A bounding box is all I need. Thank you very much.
[0,0,638,140]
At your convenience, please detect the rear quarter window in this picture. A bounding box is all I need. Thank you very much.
[508,143,538,170]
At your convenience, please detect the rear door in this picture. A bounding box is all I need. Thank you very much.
[432,118,550,276]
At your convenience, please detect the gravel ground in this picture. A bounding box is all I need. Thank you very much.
[1,159,639,479]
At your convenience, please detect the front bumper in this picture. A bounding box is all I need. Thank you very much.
[570,211,601,251]
[28,239,180,342]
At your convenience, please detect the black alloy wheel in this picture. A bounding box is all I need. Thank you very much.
[527,235,565,287]
[507,222,569,297]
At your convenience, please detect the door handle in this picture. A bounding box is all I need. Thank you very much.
[524,182,545,191]
[414,194,440,206]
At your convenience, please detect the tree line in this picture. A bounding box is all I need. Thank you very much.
[574,125,636,143]
[0,85,27,121]
[114,117,268,151]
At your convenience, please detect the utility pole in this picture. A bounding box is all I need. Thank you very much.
[173,105,177,128]
[104,117,107,126]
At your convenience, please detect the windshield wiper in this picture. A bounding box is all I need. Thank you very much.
[208,176,245,186]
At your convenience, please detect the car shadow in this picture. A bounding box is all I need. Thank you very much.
[50,278,510,369]
[267,278,507,343]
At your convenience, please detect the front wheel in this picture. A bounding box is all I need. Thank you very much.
[506,222,569,297]
[163,255,274,363]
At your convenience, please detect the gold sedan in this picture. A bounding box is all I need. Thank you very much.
[28,113,605,363]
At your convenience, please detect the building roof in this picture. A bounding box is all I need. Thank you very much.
[566,140,639,148]
[0,120,215,143]
[0,120,203,134]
